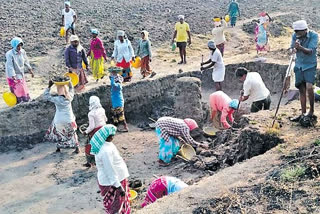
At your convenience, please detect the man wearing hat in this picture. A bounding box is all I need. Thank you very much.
[172,15,191,64]
[200,40,225,91]
[290,20,319,122]
[61,1,77,43]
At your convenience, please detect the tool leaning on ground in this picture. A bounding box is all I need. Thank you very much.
[271,54,295,128]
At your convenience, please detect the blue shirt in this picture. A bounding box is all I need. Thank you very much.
[290,30,318,71]
[110,77,124,108]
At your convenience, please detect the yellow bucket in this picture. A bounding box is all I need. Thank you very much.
[60,27,65,37]
[178,144,196,161]
[213,17,221,22]
[3,92,17,107]
[131,57,141,69]
[129,190,138,201]
[225,15,230,22]
[82,58,90,69]
[64,72,79,86]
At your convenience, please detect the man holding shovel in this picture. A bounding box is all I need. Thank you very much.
[289,20,318,122]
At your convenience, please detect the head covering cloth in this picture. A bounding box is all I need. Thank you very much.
[11,37,23,50]
[208,40,216,49]
[184,118,198,131]
[90,125,117,155]
[91,29,99,35]
[89,96,102,111]
[141,30,149,40]
[229,99,240,109]
[178,15,185,20]
[65,1,71,6]
[69,35,83,53]
[293,20,308,31]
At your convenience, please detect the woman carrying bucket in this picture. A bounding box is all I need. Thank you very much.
[136,30,155,78]
[155,117,208,166]
[87,29,107,82]
[141,176,188,207]
[43,80,79,153]
[90,125,131,214]
[111,30,135,82]
[5,37,34,103]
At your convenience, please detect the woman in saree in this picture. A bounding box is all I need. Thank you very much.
[228,0,240,27]
[141,176,188,207]
[255,12,272,54]
[65,35,89,91]
[44,80,79,153]
[111,30,135,82]
[83,96,108,167]
[155,117,208,166]
[90,125,131,214]
[136,30,156,78]
[5,37,34,103]
[87,29,107,82]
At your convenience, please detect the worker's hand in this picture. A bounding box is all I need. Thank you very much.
[289,48,297,55]
[118,187,125,197]
[200,67,205,71]
[188,39,192,45]
[149,58,152,62]
[29,69,34,78]
[48,80,54,88]
[199,143,209,149]
[294,41,302,50]
[132,57,135,62]
[200,62,204,66]
[171,40,175,45]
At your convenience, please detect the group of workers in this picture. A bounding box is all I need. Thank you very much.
[3,0,319,212]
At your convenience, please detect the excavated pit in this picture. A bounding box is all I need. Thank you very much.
[0,62,288,153]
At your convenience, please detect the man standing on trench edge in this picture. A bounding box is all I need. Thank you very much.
[172,15,191,64]
[289,20,319,123]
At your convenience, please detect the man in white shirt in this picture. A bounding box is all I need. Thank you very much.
[201,40,225,91]
[236,67,271,112]
[212,18,227,56]
[61,1,77,43]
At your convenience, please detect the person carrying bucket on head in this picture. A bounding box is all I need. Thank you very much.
[212,17,227,56]
[5,37,34,104]
[289,20,318,123]
[209,91,239,129]
[228,0,240,27]
[87,29,107,82]
[236,67,271,113]
[61,1,77,44]
[172,15,191,64]
[155,117,208,166]
[201,40,225,91]
[111,30,135,82]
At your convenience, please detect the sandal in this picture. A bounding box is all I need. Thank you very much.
[289,115,303,122]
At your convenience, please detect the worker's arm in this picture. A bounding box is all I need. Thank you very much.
[227,111,234,124]
[211,110,217,121]
[221,108,231,129]
[61,15,64,26]
[201,61,216,70]
[240,95,249,102]
[221,19,227,29]
[5,52,16,79]
[237,3,241,16]
[187,31,192,45]
[181,128,198,147]
[65,47,71,69]
[82,49,89,68]
[68,81,74,100]
[72,13,77,25]
[85,112,96,134]
[172,30,177,43]
[147,40,152,59]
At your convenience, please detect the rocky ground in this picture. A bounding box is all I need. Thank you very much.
[1,0,320,213]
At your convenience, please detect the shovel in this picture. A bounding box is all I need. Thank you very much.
[271,54,295,127]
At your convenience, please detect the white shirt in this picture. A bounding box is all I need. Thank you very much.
[210,49,225,82]
[95,142,129,187]
[212,20,227,45]
[243,72,270,102]
[85,108,108,134]
[62,8,76,27]
[112,40,135,63]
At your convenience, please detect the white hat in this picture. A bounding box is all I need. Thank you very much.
[293,20,308,31]
[208,40,216,49]
[178,15,185,20]
[70,35,79,42]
